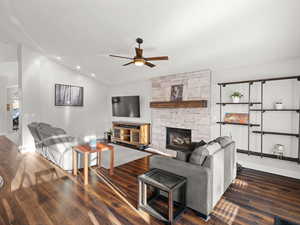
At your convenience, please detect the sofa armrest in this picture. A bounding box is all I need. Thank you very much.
[150,155,213,216]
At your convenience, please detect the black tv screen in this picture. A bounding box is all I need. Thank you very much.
[112,96,140,117]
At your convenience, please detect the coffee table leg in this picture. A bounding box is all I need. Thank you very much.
[168,191,174,224]
[109,148,114,175]
[84,152,89,185]
[97,151,102,169]
[72,150,77,176]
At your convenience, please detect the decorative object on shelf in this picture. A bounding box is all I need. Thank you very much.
[274,102,283,110]
[170,84,183,101]
[104,129,113,142]
[224,113,249,124]
[230,91,243,103]
[273,144,285,159]
[55,84,84,106]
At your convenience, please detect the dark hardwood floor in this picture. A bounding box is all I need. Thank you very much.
[0,136,300,225]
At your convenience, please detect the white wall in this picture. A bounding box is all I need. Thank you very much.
[107,80,151,127]
[21,47,109,151]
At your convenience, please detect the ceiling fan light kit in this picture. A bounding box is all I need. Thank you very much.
[134,58,145,66]
[109,38,169,68]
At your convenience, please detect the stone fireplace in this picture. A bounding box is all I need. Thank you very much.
[150,70,211,156]
[166,127,192,151]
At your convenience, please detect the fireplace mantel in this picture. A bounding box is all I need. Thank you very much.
[150,100,207,109]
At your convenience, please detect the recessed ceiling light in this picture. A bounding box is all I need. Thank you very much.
[91,73,95,77]
[76,65,81,70]
[34,59,41,66]
[56,56,62,60]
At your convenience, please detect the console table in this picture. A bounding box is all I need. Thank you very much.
[112,121,150,148]
[72,142,114,185]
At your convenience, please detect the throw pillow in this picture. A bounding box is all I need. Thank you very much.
[189,145,207,166]
[176,150,193,162]
[189,140,207,150]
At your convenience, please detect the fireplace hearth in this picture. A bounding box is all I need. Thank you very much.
[166,127,192,151]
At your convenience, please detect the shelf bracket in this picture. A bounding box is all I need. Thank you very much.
[222,84,226,87]
[249,82,253,85]
[297,77,300,81]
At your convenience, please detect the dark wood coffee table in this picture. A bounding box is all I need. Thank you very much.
[72,142,114,185]
[138,168,187,224]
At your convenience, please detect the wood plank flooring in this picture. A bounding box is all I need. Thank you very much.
[0,136,299,225]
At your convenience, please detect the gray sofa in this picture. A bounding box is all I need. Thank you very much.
[150,136,236,219]
[28,122,97,170]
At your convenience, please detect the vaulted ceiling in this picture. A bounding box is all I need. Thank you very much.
[1,0,300,84]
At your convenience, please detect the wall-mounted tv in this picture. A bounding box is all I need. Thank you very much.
[55,84,84,106]
[112,96,140,117]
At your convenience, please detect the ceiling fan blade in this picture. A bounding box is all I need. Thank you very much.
[144,56,169,61]
[122,62,134,66]
[135,48,143,58]
[109,55,133,60]
[145,61,156,68]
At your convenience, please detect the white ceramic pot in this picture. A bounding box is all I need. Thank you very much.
[275,103,283,110]
[232,96,240,103]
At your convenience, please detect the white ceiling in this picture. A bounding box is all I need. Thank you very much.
[1,0,300,85]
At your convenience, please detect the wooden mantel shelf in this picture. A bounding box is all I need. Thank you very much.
[150,100,207,108]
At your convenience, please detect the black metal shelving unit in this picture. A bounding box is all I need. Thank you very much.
[217,75,300,163]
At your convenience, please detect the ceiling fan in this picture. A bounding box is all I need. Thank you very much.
[109,38,169,68]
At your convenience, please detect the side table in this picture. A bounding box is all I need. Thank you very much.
[138,168,187,224]
[72,142,114,185]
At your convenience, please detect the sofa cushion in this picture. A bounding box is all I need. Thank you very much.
[176,140,206,162]
[189,141,221,166]
[189,145,207,165]
[176,150,193,162]
[189,140,207,150]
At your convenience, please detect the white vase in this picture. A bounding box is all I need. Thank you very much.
[275,103,283,110]
[232,96,240,103]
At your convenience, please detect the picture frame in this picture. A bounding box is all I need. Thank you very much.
[224,113,249,124]
[55,84,84,106]
[170,84,183,101]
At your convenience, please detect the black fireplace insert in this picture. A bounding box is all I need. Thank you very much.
[166,127,192,151]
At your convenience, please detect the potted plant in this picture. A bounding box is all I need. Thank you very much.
[230,92,243,103]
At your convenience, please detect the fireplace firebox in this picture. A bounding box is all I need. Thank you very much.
[166,127,192,151]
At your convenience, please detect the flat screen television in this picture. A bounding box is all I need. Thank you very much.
[112,96,140,117]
